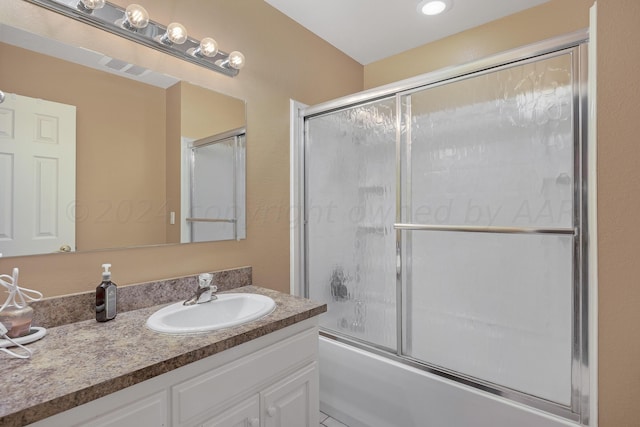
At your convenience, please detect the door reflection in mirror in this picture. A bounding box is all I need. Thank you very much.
[0,92,76,257]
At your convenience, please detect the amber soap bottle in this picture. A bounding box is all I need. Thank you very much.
[96,263,117,322]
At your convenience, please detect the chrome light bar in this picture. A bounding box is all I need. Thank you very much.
[23,0,244,77]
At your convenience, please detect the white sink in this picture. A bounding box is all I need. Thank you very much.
[146,293,276,334]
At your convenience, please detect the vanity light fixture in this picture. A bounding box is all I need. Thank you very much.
[24,0,245,77]
[417,0,452,16]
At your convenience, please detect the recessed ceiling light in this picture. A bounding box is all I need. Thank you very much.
[417,0,452,16]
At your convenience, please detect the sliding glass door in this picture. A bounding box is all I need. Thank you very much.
[306,98,398,350]
[303,41,588,421]
[399,51,578,406]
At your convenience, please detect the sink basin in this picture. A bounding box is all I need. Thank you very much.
[146,293,276,334]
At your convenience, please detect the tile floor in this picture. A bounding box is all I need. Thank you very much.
[320,411,350,427]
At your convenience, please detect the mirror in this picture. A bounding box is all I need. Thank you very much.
[0,23,246,258]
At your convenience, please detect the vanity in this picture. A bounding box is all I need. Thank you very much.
[0,268,326,427]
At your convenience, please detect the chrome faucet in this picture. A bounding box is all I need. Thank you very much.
[183,273,217,305]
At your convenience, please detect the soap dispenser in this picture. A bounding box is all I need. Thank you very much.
[96,263,117,322]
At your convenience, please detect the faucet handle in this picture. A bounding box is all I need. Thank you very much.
[198,273,213,288]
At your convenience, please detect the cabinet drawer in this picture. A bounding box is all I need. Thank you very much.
[77,391,168,427]
[173,327,318,426]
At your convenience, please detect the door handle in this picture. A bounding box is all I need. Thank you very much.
[396,240,401,278]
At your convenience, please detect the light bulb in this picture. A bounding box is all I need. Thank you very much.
[77,0,105,11]
[122,4,149,30]
[417,0,451,16]
[197,37,218,57]
[164,22,188,45]
[227,51,245,70]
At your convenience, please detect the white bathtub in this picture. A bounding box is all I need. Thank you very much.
[318,337,580,427]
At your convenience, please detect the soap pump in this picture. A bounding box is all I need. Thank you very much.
[96,263,117,322]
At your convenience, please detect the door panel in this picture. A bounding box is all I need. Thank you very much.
[400,52,576,405]
[403,231,573,405]
[403,53,574,229]
[305,98,397,350]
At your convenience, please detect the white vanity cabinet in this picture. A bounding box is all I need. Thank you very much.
[30,319,319,427]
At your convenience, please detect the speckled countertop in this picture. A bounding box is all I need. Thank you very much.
[0,269,326,427]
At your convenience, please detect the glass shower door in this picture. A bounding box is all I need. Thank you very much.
[189,132,246,242]
[399,51,578,405]
[305,98,397,350]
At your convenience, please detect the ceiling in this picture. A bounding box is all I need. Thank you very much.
[264,0,550,65]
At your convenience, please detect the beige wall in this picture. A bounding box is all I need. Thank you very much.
[0,0,362,297]
[364,0,591,89]
[596,1,640,425]
[165,82,182,245]
[180,81,245,140]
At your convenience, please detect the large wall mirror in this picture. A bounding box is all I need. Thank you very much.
[0,23,246,258]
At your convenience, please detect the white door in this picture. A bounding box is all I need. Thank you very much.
[0,92,76,257]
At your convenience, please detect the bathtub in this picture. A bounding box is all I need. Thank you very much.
[318,336,580,427]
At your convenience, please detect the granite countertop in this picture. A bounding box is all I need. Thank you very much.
[0,284,326,427]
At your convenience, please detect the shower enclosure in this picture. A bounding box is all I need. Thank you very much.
[296,31,591,426]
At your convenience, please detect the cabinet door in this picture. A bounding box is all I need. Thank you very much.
[200,395,260,427]
[262,363,318,427]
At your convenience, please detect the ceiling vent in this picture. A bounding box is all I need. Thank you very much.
[99,56,151,77]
